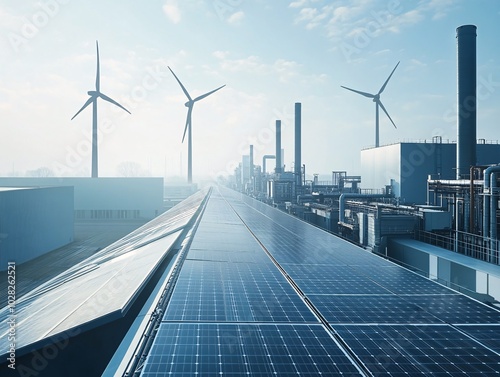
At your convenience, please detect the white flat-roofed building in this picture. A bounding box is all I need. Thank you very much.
[0,177,164,220]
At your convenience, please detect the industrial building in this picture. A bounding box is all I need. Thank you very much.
[360,140,500,204]
[0,186,74,270]
[0,177,164,220]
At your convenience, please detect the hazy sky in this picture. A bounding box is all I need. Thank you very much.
[1,0,500,181]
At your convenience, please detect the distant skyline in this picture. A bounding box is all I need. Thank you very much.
[1,1,500,182]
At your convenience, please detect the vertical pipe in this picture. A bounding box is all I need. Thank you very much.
[249,144,254,187]
[456,25,477,179]
[490,172,498,241]
[470,166,475,233]
[295,102,302,186]
[275,120,282,174]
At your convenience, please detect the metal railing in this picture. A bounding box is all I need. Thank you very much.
[415,229,499,265]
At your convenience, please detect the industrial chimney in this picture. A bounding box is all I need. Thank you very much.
[275,120,282,174]
[249,144,254,183]
[456,25,477,179]
[295,102,302,187]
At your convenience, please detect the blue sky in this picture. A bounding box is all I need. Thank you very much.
[1,0,500,182]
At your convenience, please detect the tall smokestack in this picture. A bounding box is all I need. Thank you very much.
[249,144,254,183]
[456,25,477,179]
[295,103,302,186]
[275,120,282,174]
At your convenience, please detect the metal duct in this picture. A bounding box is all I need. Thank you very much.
[262,155,275,175]
[295,102,302,186]
[456,25,477,179]
[275,120,282,174]
[338,193,391,223]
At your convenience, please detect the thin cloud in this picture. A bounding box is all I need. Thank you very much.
[228,11,245,25]
[291,0,457,44]
[163,0,181,24]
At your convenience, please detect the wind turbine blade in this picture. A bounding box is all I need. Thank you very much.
[193,85,226,102]
[168,66,192,101]
[340,86,375,98]
[377,100,397,129]
[99,92,131,114]
[95,41,100,92]
[378,61,400,95]
[71,96,94,120]
[182,106,193,143]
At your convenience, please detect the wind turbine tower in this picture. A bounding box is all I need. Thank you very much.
[168,67,225,184]
[341,62,400,148]
[71,41,131,178]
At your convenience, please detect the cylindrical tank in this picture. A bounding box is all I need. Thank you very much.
[456,25,477,179]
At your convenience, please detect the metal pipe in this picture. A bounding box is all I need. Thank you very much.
[338,193,391,223]
[482,165,500,237]
[490,171,499,241]
[295,102,302,187]
[470,166,475,233]
[262,155,275,175]
[275,120,282,174]
[249,144,254,185]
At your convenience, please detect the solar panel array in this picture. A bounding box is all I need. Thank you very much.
[138,187,500,376]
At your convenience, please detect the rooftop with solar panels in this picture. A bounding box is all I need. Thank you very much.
[102,187,499,377]
[1,186,500,376]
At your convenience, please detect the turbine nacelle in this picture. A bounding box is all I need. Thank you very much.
[87,91,98,96]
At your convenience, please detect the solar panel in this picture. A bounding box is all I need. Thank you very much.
[333,324,500,376]
[140,323,363,377]
[457,325,500,353]
[406,295,500,324]
[308,294,443,324]
[163,260,317,323]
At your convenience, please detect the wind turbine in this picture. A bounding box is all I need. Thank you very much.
[168,67,225,184]
[341,61,400,148]
[71,41,131,178]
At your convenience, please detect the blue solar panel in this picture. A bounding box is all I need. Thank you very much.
[333,324,500,376]
[457,325,500,353]
[295,277,393,294]
[406,295,500,324]
[350,265,454,294]
[140,323,363,377]
[163,260,317,323]
[308,294,443,324]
